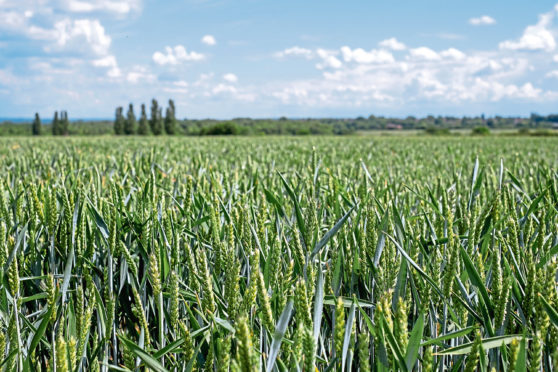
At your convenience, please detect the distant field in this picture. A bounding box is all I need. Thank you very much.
[356,128,552,136]
[0,136,557,371]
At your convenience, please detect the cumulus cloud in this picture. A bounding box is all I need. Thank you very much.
[201,34,216,46]
[275,46,314,59]
[378,37,406,51]
[315,49,342,69]
[212,84,237,94]
[63,0,141,14]
[3,0,558,115]
[223,73,238,83]
[49,19,112,55]
[126,65,155,83]
[92,54,120,77]
[408,47,440,60]
[340,47,395,64]
[440,48,466,60]
[499,11,556,51]
[469,15,496,26]
[269,38,549,109]
[152,45,205,65]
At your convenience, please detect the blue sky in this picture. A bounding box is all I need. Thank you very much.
[2,0,558,119]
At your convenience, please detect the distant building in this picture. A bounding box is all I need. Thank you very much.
[386,123,403,130]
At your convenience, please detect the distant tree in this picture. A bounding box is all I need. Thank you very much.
[150,99,163,135]
[164,99,177,135]
[472,126,490,136]
[32,113,41,136]
[52,111,60,135]
[138,104,149,135]
[60,111,69,135]
[124,103,137,135]
[114,107,125,135]
[200,121,240,135]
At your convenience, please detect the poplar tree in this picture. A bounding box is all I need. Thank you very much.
[124,103,137,135]
[150,99,164,135]
[52,111,60,135]
[60,111,69,135]
[32,113,41,136]
[164,99,177,135]
[114,107,124,135]
[138,104,149,135]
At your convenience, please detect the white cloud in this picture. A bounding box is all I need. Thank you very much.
[63,0,141,14]
[546,70,558,78]
[340,47,395,64]
[316,49,342,69]
[212,83,237,94]
[275,46,314,59]
[499,11,556,51]
[48,19,112,55]
[126,65,155,83]
[152,45,205,65]
[553,54,558,62]
[223,73,238,83]
[92,54,120,77]
[440,48,466,60]
[469,15,496,26]
[0,5,115,56]
[201,34,216,46]
[379,37,406,51]
[174,80,188,87]
[408,47,440,60]
[268,38,550,109]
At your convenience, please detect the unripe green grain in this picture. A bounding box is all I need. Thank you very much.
[358,331,370,372]
[528,331,542,372]
[295,279,312,327]
[257,270,274,330]
[464,330,481,372]
[334,297,345,358]
[199,248,216,315]
[508,338,519,372]
[395,297,408,352]
[149,251,162,298]
[302,326,315,372]
[235,317,258,372]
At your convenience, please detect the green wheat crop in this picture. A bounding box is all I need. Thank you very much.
[0,136,556,371]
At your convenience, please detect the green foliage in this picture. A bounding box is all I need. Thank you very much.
[200,121,240,135]
[4,110,558,137]
[60,110,69,135]
[114,106,124,135]
[472,126,491,136]
[138,103,150,135]
[124,103,137,135]
[0,136,555,371]
[52,111,60,135]
[164,99,177,135]
[150,98,164,135]
[31,112,41,136]
[424,125,451,135]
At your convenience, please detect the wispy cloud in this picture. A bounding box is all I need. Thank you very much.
[469,15,496,26]
[201,34,216,46]
[152,45,205,65]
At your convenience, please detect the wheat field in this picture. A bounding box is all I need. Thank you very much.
[0,136,557,371]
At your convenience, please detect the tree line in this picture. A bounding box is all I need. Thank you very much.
[18,107,558,137]
[31,111,70,136]
[114,99,176,135]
